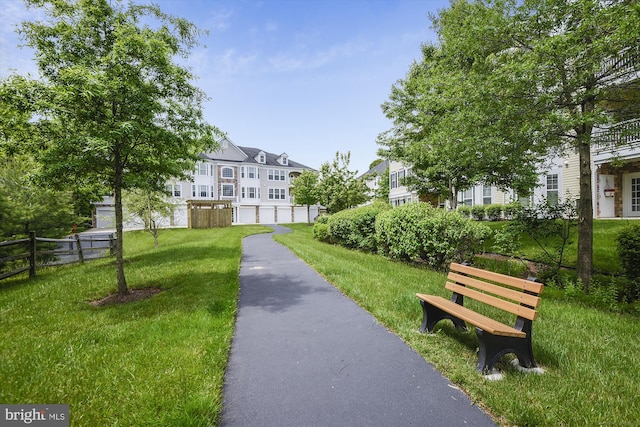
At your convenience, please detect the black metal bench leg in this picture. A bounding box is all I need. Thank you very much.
[476,329,537,373]
[419,300,467,333]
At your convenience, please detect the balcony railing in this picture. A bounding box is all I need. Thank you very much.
[592,118,640,152]
[599,46,640,82]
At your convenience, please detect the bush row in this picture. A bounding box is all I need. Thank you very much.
[314,202,491,271]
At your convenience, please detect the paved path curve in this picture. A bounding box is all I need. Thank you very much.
[221,226,495,426]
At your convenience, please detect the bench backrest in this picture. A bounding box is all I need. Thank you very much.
[446,263,544,321]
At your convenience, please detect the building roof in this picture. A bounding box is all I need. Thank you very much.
[199,137,314,170]
[238,146,313,170]
[360,160,389,179]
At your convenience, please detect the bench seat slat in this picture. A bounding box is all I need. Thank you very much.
[450,262,544,295]
[448,272,541,308]
[416,294,526,338]
[445,282,539,321]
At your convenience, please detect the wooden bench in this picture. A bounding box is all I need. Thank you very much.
[416,262,544,373]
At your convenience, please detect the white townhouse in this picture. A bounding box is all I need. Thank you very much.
[385,49,640,218]
[94,137,321,228]
[386,141,639,218]
[359,160,389,205]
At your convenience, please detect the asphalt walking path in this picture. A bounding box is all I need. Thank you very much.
[221,226,495,427]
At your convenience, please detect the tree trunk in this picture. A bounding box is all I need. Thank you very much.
[448,181,458,210]
[577,127,594,293]
[114,150,129,295]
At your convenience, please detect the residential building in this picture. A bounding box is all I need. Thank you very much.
[359,160,388,204]
[388,160,415,207]
[384,51,640,217]
[94,137,320,228]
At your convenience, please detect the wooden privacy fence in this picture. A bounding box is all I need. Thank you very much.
[0,231,116,282]
[187,200,232,228]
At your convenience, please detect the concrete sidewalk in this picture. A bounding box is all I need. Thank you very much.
[221,226,495,426]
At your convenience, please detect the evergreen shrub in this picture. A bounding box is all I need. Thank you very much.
[457,205,472,218]
[471,205,486,221]
[312,215,332,243]
[617,223,640,301]
[375,203,490,270]
[327,202,390,252]
[485,204,504,221]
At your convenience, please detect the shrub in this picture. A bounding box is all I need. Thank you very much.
[485,204,504,221]
[376,203,490,270]
[327,202,390,252]
[312,222,332,243]
[471,205,486,221]
[312,215,332,242]
[457,205,472,218]
[503,202,521,220]
[617,223,640,301]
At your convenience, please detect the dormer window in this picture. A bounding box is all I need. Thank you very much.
[278,153,288,166]
[257,151,266,164]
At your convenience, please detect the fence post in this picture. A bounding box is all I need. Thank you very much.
[29,231,36,278]
[74,234,84,263]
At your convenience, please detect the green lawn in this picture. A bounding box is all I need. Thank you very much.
[0,226,269,426]
[3,223,638,426]
[482,219,637,273]
[275,223,640,427]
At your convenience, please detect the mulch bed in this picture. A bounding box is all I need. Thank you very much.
[90,287,163,307]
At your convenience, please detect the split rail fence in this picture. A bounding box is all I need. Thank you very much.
[0,231,116,282]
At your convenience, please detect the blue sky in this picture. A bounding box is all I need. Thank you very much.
[0,0,448,175]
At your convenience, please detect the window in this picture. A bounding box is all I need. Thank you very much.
[281,155,288,165]
[398,170,405,187]
[199,185,208,198]
[268,169,286,181]
[222,167,234,178]
[211,186,216,198]
[241,187,258,199]
[222,184,234,197]
[245,167,257,179]
[172,185,181,197]
[390,172,398,189]
[191,185,196,197]
[258,152,266,164]
[268,188,286,200]
[198,162,207,176]
[462,189,473,206]
[632,177,640,213]
[483,185,492,205]
[547,174,559,205]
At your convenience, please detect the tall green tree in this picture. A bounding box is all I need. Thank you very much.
[316,152,369,214]
[290,170,319,224]
[381,0,640,290]
[378,40,544,210]
[6,0,220,295]
[445,0,639,291]
[0,155,78,239]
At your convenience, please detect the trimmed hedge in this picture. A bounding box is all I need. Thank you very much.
[375,203,490,270]
[326,202,391,252]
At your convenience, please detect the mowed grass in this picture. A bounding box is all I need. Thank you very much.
[482,219,637,273]
[0,226,270,426]
[275,223,640,427]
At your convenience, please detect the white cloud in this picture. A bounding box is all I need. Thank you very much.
[207,8,233,31]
